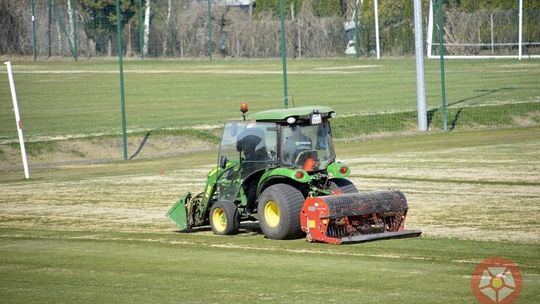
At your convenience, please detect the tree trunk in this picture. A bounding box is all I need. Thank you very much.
[67,0,73,41]
[56,21,62,55]
[162,0,171,56]
[107,36,112,57]
[88,38,96,58]
[126,23,133,56]
[143,0,151,56]
[297,18,301,58]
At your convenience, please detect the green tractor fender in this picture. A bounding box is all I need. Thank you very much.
[255,161,352,197]
[326,161,351,179]
[256,167,311,196]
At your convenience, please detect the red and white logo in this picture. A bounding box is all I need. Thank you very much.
[471,257,522,304]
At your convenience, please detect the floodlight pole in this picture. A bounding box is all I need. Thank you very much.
[31,0,36,61]
[116,0,128,160]
[413,0,427,132]
[4,61,30,179]
[437,0,448,131]
[279,0,289,109]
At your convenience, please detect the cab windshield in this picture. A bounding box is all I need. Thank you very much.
[280,121,334,171]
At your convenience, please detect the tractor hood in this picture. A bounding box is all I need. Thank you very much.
[249,106,335,123]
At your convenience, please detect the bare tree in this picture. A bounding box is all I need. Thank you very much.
[162,0,172,56]
[143,0,151,56]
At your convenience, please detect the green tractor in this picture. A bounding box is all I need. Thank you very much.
[167,105,421,244]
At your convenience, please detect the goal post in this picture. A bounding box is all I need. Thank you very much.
[427,0,540,59]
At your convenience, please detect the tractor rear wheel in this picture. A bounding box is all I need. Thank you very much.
[209,201,240,235]
[329,178,358,193]
[258,184,305,240]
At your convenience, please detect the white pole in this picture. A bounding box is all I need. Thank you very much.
[518,0,523,60]
[4,61,30,179]
[413,0,427,132]
[374,0,380,59]
[427,0,434,58]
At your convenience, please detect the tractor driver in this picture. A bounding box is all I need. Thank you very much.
[236,121,268,163]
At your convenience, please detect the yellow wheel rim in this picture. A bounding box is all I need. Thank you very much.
[212,208,227,232]
[264,200,280,228]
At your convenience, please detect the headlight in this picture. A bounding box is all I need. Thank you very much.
[286,116,296,124]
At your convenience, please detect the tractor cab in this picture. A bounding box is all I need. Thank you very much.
[215,106,338,210]
[245,105,337,172]
[218,106,336,173]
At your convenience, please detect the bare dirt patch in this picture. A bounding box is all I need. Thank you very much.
[0,130,538,244]
[0,134,215,171]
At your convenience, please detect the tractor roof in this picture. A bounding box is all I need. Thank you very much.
[249,105,334,122]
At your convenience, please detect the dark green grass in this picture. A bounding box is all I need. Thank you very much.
[0,229,538,304]
[333,101,540,137]
[0,58,538,139]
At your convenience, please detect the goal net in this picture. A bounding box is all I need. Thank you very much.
[427,0,540,59]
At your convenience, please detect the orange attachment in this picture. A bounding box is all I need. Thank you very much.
[303,158,316,171]
[240,103,249,113]
[300,191,422,244]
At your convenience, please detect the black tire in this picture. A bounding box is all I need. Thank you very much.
[257,183,305,240]
[209,201,240,235]
[329,178,358,193]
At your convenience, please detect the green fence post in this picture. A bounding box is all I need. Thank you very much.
[279,0,289,108]
[138,0,143,59]
[71,0,78,61]
[48,0,52,57]
[437,0,448,131]
[116,0,128,160]
[207,0,213,60]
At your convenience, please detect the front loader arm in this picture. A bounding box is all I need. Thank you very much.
[167,161,239,230]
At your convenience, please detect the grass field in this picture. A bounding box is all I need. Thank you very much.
[0,58,539,139]
[0,58,539,303]
[1,127,539,303]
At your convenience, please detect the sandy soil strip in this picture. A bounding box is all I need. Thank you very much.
[315,65,380,70]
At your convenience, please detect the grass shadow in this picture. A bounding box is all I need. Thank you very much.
[129,131,151,160]
[427,87,516,130]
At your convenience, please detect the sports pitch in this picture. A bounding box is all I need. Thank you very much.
[0,58,539,303]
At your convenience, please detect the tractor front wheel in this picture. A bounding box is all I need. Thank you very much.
[258,184,305,240]
[209,201,240,235]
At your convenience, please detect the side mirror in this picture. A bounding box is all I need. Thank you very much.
[219,155,228,169]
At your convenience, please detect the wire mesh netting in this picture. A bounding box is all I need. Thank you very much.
[0,0,539,145]
[430,1,540,57]
[2,0,539,58]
